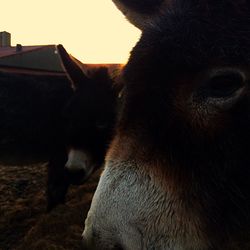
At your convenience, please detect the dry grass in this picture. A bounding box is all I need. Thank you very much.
[0,163,100,250]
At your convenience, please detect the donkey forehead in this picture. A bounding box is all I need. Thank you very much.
[125,6,250,79]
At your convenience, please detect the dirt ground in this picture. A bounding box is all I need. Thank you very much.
[0,163,100,250]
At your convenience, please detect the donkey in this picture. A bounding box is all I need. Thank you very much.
[83,0,250,249]
[47,45,119,210]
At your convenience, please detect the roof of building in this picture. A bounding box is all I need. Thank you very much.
[0,45,53,59]
[0,44,123,77]
[0,45,65,73]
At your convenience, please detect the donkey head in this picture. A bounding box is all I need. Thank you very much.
[57,45,117,184]
[83,1,250,249]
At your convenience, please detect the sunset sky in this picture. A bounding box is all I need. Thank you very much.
[1,0,141,63]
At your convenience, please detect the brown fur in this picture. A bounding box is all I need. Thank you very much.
[83,1,250,249]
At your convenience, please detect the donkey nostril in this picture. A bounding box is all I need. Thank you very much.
[206,72,245,98]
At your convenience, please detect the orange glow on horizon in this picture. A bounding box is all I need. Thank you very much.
[1,0,141,63]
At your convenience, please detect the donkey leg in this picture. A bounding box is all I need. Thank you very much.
[46,147,69,212]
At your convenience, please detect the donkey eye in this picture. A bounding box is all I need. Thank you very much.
[206,72,245,98]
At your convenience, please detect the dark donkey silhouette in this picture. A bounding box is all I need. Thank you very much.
[0,45,119,211]
[83,0,250,249]
[48,45,119,211]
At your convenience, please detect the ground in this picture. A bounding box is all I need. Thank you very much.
[0,163,100,250]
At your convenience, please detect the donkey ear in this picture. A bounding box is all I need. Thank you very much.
[112,0,166,30]
[57,44,90,90]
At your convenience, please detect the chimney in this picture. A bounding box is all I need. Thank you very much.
[16,44,22,52]
[0,31,11,47]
